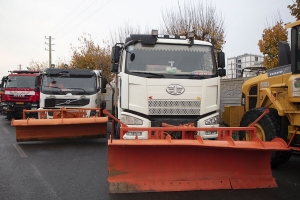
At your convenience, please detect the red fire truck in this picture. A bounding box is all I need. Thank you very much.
[3,70,40,119]
[0,76,7,115]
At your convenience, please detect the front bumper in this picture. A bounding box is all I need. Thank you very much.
[120,112,219,140]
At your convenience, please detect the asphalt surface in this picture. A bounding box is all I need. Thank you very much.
[0,115,300,200]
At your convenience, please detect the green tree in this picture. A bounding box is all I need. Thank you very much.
[161,1,226,51]
[288,0,300,20]
[258,20,288,69]
[70,33,113,82]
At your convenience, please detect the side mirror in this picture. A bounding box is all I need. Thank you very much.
[217,51,225,68]
[111,63,119,73]
[218,68,226,77]
[130,53,135,61]
[111,46,121,64]
[34,86,39,92]
[101,77,108,93]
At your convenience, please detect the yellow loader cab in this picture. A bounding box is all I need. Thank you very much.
[225,21,300,167]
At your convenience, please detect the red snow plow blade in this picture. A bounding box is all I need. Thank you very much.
[11,108,108,142]
[107,126,290,193]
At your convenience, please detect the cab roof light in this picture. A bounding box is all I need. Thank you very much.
[188,32,194,38]
[151,30,158,36]
[188,31,194,45]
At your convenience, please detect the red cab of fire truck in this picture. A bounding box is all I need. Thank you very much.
[3,70,41,119]
[0,76,8,114]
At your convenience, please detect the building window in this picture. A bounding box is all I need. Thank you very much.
[255,57,258,61]
[237,65,241,68]
[237,59,241,63]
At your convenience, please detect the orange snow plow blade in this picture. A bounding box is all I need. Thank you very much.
[108,126,290,193]
[11,108,108,142]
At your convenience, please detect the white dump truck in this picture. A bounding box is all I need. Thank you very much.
[109,30,226,139]
[39,68,107,118]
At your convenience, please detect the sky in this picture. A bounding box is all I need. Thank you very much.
[0,0,297,78]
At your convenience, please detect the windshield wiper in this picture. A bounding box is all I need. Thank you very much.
[131,71,164,78]
[43,85,66,94]
[173,74,205,79]
[66,87,89,95]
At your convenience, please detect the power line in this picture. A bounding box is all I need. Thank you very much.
[26,0,87,62]
[53,0,99,36]
[48,0,87,35]
[26,0,112,65]
[58,0,112,39]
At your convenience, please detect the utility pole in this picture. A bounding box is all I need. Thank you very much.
[45,36,55,68]
[17,64,22,70]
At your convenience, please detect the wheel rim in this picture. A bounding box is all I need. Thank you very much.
[246,123,266,141]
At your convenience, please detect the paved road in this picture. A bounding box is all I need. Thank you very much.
[0,115,300,200]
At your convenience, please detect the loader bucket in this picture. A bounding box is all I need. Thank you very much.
[108,126,290,193]
[11,108,108,142]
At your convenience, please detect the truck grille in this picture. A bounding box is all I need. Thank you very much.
[148,100,201,115]
[8,95,31,101]
[45,98,90,107]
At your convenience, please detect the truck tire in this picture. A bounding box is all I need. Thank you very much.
[239,107,291,167]
[7,113,12,121]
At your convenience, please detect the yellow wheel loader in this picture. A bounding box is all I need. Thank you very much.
[223,20,300,167]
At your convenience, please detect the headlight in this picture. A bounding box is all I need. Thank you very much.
[126,132,142,136]
[121,115,143,125]
[205,131,217,135]
[205,115,219,125]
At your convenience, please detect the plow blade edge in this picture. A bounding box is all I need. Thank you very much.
[108,138,289,193]
[11,117,108,141]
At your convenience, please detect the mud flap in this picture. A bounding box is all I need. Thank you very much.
[11,117,108,142]
[108,136,289,193]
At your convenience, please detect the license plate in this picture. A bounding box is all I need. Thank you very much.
[16,102,24,105]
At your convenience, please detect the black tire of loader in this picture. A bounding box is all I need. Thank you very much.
[239,107,291,167]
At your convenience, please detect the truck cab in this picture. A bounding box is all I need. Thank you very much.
[0,76,8,114]
[39,68,106,118]
[3,71,40,119]
[111,31,225,139]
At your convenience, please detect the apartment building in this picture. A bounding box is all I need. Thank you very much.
[227,54,264,78]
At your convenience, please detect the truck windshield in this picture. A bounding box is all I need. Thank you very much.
[125,43,216,78]
[41,75,97,95]
[6,76,36,88]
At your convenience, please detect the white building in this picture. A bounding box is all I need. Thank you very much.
[227,53,264,78]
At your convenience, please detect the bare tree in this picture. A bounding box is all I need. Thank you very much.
[28,60,48,71]
[110,21,141,45]
[161,1,226,51]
